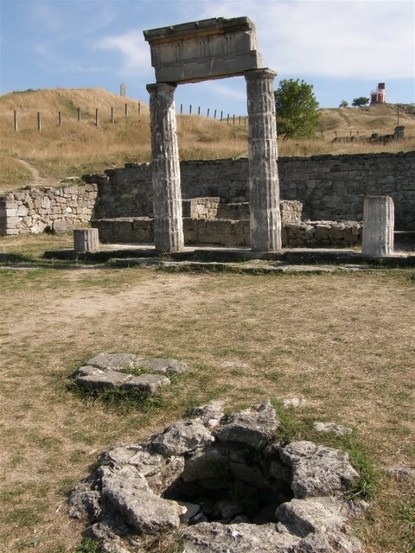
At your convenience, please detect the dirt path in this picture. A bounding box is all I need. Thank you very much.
[14,158,57,187]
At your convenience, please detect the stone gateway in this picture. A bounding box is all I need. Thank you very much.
[144,17,282,253]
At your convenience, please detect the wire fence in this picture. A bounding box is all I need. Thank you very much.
[9,102,248,132]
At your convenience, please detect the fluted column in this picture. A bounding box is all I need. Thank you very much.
[362,195,394,256]
[147,82,184,252]
[245,68,281,252]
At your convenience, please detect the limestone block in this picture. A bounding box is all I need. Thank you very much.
[121,374,170,394]
[73,228,100,253]
[151,420,215,456]
[86,352,137,371]
[279,441,359,498]
[144,17,263,84]
[362,195,394,256]
[100,464,182,534]
[134,357,188,375]
[215,401,280,447]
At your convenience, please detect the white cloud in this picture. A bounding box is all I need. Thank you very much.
[95,29,151,75]
[170,0,414,80]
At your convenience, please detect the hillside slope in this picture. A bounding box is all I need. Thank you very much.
[0,88,414,192]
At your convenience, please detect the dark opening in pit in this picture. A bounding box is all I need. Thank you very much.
[162,442,293,525]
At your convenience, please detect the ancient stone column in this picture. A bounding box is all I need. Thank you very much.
[362,195,394,256]
[73,228,100,253]
[146,82,184,253]
[245,68,281,252]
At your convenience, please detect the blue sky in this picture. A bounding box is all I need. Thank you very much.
[0,0,414,114]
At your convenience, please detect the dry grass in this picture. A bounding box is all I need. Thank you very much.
[1,89,414,192]
[0,235,414,552]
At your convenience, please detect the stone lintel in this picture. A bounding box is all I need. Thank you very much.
[143,16,256,44]
[143,16,263,84]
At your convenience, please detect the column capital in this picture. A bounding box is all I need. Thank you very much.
[244,68,277,81]
[146,82,177,94]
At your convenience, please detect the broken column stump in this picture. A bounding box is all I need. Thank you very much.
[73,228,100,253]
[362,195,394,256]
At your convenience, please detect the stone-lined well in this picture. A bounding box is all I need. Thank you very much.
[70,401,365,553]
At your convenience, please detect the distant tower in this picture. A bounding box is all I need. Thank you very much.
[370,82,386,104]
[120,82,127,97]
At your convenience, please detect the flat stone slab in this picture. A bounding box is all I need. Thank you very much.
[73,352,187,397]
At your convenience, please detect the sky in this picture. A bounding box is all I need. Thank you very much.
[0,0,414,114]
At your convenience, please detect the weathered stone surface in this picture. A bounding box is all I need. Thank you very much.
[279,441,359,498]
[151,420,215,456]
[68,481,102,520]
[215,401,279,447]
[362,195,394,256]
[182,522,300,553]
[121,374,170,393]
[86,352,137,371]
[101,464,182,534]
[104,445,164,476]
[135,357,188,375]
[276,497,346,537]
[190,400,226,429]
[144,17,262,84]
[245,69,281,252]
[76,366,131,389]
[313,422,353,436]
[52,219,73,234]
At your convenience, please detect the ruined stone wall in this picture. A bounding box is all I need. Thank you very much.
[93,217,362,248]
[91,151,415,230]
[0,183,98,235]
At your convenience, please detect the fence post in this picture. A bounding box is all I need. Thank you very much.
[37,112,42,132]
[227,114,229,123]
[180,104,183,114]
[138,102,141,116]
[58,111,62,127]
[77,107,81,122]
[95,108,99,127]
[207,108,210,117]
[111,107,115,124]
[214,109,217,119]
[232,114,235,125]
[125,103,128,118]
[220,111,223,122]
[189,105,192,114]
[198,106,201,115]
[14,110,18,131]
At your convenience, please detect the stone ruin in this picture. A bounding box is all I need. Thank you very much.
[70,401,367,553]
[143,16,281,253]
[72,352,187,396]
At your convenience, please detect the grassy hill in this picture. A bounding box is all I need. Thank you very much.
[1,88,414,192]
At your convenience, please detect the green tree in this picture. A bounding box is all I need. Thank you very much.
[274,79,320,139]
[352,97,369,107]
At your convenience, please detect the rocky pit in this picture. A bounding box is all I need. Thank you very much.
[69,401,366,553]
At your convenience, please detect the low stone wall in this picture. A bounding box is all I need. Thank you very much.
[92,217,362,249]
[88,151,415,230]
[0,183,98,235]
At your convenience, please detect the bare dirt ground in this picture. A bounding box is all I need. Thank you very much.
[0,264,414,553]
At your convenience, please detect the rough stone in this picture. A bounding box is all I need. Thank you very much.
[215,401,280,447]
[86,352,137,371]
[100,464,182,534]
[70,402,365,553]
[151,420,215,456]
[182,522,300,553]
[76,366,132,389]
[121,374,170,394]
[279,441,359,498]
[135,357,188,375]
[313,422,353,436]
